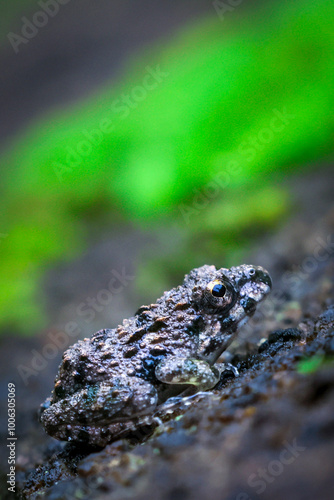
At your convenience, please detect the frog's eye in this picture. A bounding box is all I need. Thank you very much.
[205,279,236,310]
[211,282,226,298]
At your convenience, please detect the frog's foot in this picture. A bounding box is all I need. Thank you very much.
[40,378,158,445]
[218,362,239,378]
[155,356,221,392]
[212,362,239,390]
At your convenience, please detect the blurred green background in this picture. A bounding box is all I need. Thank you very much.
[1,0,333,334]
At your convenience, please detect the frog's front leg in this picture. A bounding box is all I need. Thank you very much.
[155,356,221,391]
[40,378,158,444]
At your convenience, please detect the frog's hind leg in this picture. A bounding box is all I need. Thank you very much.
[40,377,158,446]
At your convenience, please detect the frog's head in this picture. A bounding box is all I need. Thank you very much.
[188,264,272,362]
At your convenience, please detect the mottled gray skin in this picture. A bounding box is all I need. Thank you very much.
[40,264,271,446]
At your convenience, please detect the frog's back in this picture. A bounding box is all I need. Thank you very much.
[51,328,121,400]
[52,283,200,400]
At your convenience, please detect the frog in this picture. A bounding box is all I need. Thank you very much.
[40,264,272,446]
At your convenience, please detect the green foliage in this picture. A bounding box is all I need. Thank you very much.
[297,355,334,374]
[1,0,334,333]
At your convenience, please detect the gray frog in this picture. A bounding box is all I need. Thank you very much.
[40,264,271,446]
